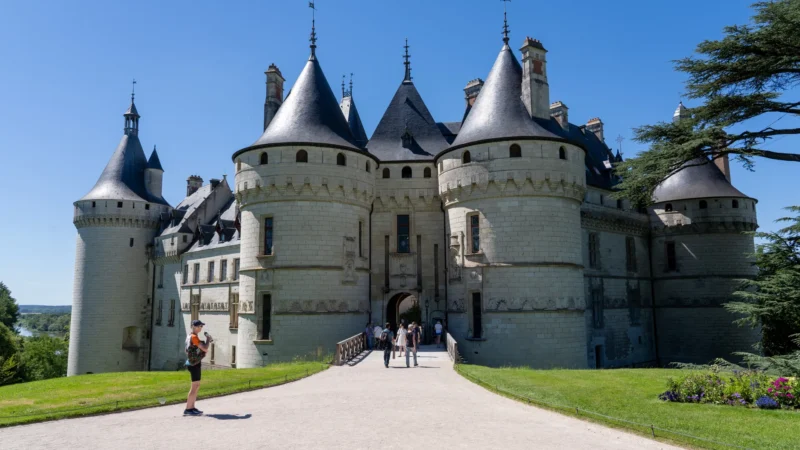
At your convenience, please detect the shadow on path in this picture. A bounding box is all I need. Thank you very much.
[204,413,252,420]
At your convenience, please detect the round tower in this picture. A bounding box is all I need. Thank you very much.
[231,36,377,367]
[649,103,759,364]
[68,95,171,375]
[435,31,587,368]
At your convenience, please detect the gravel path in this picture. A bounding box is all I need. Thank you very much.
[2,346,682,449]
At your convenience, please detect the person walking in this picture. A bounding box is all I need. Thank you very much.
[184,319,212,416]
[394,323,408,359]
[434,320,443,348]
[406,323,418,367]
[380,323,394,368]
[365,322,374,350]
[373,324,383,350]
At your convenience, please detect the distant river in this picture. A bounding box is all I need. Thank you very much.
[16,326,64,338]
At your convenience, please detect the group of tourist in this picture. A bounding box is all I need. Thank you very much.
[364,319,445,368]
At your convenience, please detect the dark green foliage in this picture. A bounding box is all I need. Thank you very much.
[0,282,20,329]
[18,314,71,333]
[0,323,22,386]
[18,305,71,314]
[20,336,69,381]
[614,0,800,207]
[399,303,422,325]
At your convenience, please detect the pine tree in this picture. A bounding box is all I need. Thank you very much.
[615,0,800,207]
[0,282,20,330]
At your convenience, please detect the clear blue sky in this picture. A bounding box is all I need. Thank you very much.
[1,0,797,306]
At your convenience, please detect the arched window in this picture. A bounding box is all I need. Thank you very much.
[462,151,471,164]
[237,159,241,172]
[510,144,521,158]
[402,166,412,178]
[559,146,567,160]
[336,153,346,166]
[424,167,432,178]
[366,162,371,172]
[665,203,673,212]
[732,199,739,209]
[296,150,308,163]
[382,168,390,179]
[699,200,707,209]
[260,152,268,165]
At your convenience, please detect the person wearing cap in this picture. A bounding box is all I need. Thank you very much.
[184,319,212,416]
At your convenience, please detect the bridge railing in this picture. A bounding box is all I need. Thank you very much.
[334,332,366,366]
[445,330,460,366]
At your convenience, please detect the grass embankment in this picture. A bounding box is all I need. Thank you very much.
[0,362,326,427]
[457,365,798,450]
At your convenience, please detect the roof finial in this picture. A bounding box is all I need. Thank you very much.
[342,74,346,98]
[502,0,511,45]
[131,78,137,102]
[403,38,412,82]
[349,73,354,96]
[309,1,317,57]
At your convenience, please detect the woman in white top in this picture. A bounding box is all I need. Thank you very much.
[394,323,408,359]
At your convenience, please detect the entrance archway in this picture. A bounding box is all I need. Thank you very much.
[386,292,417,331]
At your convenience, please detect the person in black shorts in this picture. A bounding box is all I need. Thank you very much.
[184,320,211,416]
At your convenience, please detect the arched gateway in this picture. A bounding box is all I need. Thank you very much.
[386,292,419,330]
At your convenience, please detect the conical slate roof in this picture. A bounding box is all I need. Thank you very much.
[79,134,168,205]
[243,56,361,152]
[450,44,562,150]
[367,81,450,160]
[147,146,164,171]
[125,101,139,117]
[653,157,750,203]
[340,95,368,148]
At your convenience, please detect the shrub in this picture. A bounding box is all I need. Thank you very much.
[660,370,795,409]
[756,396,780,410]
[768,377,797,407]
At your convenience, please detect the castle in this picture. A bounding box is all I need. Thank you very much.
[67,17,760,375]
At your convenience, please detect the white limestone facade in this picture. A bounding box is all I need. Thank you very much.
[438,140,588,367]
[232,145,376,367]
[69,199,168,375]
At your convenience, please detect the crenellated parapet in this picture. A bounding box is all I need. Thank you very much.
[581,206,650,236]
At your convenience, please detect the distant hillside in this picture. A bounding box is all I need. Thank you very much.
[19,305,72,314]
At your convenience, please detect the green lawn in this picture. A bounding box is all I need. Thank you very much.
[0,362,326,427]
[457,365,798,450]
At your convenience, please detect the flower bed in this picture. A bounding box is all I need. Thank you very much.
[659,370,799,410]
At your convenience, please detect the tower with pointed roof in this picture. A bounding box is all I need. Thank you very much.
[230,15,377,368]
[69,94,172,376]
[648,103,760,365]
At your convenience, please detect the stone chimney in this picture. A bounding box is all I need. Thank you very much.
[187,175,203,197]
[713,153,731,182]
[463,79,484,108]
[586,118,604,142]
[550,101,569,130]
[520,37,550,120]
[264,64,285,131]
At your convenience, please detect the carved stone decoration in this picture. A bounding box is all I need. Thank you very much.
[484,296,584,312]
[342,236,358,284]
[449,234,461,281]
[448,297,465,312]
[239,301,255,314]
[467,267,482,288]
[258,269,273,288]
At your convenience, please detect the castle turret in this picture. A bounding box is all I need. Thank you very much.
[231,21,376,367]
[69,93,171,376]
[649,103,759,365]
[437,15,587,367]
[145,145,164,200]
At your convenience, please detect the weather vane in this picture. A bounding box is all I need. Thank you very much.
[502,0,511,44]
[309,1,317,56]
[131,79,137,101]
[616,135,625,155]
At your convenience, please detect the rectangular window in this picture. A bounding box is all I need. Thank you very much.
[233,259,240,280]
[182,264,189,284]
[358,221,363,258]
[469,214,480,253]
[229,293,239,329]
[207,261,215,283]
[156,299,163,326]
[471,292,482,339]
[666,241,677,271]
[157,265,164,288]
[221,260,228,281]
[168,299,176,327]
[588,233,600,269]
[231,345,237,368]
[191,294,200,321]
[193,263,200,284]
[625,236,637,272]
[264,217,273,255]
[592,287,604,329]
[257,294,272,340]
[397,215,410,253]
